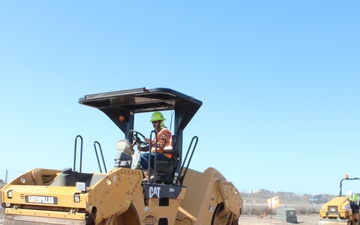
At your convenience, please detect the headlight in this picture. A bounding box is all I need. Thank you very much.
[7,190,13,199]
[74,194,81,203]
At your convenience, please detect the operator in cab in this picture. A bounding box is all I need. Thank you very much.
[138,111,173,181]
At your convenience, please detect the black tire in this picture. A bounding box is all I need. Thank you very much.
[211,203,224,225]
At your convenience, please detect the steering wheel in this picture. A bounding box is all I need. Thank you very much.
[129,130,148,149]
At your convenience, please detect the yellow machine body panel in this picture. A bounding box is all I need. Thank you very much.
[1,168,145,224]
[320,196,350,219]
[318,196,351,225]
[176,167,243,225]
[1,167,241,225]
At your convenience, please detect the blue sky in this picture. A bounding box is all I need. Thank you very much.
[1,1,359,195]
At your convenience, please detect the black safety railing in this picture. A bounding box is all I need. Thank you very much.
[145,133,198,186]
[146,130,158,183]
[73,135,84,173]
[177,136,198,186]
[94,141,107,173]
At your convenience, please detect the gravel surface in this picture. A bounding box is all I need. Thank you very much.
[239,214,321,224]
[0,207,321,225]
[0,207,3,225]
[0,213,321,225]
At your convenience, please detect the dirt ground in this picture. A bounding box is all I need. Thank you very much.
[0,208,3,225]
[0,215,320,225]
[0,213,321,225]
[239,214,321,224]
[0,207,322,225]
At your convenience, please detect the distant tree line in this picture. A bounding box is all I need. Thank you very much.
[241,190,336,203]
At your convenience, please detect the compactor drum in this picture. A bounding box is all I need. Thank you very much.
[1,88,243,225]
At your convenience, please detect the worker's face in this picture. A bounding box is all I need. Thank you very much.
[152,121,160,129]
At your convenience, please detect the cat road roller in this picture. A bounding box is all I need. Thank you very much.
[319,175,360,225]
[1,87,243,225]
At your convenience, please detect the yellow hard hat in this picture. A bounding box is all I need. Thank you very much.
[150,111,166,122]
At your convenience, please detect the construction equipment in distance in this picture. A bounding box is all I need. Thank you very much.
[319,175,360,225]
[1,87,243,225]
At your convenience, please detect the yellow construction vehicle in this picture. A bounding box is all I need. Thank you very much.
[319,175,360,225]
[1,87,242,225]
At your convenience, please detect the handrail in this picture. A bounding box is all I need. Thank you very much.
[73,135,83,173]
[339,177,360,196]
[177,136,198,186]
[146,130,157,183]
[94,141,107,173]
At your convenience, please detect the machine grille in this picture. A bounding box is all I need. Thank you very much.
[328,206,338,213]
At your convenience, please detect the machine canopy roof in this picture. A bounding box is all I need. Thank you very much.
[79,87,202,135]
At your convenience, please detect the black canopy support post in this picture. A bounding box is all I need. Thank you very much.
[339,177,360,196]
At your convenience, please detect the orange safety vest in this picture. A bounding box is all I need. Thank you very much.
[151,128,173,159]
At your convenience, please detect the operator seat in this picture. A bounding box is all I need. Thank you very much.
[154,135,180,184]
[114,139,133,168]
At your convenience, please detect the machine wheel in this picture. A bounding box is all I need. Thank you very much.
[211,202,238,225]
[104,204,140,225]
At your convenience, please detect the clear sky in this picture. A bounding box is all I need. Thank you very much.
[1,1,359,195]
